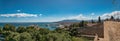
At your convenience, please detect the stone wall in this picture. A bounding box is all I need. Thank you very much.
[104,21,120,41]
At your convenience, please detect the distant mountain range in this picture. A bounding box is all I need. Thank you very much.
[54,19,82,26]
[54,19,100,26]
[55,19,99,23]
[57,19,82,23]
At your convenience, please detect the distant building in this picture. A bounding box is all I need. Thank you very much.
[58,24,65,28]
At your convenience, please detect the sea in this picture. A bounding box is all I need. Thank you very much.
[0,22,59,30]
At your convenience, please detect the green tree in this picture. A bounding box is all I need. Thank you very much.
[17,26,26,33]
[3,24,16,32]
[26,26,35,29]
[46,33,71,41]
[110,16,114,20]
[72,37,89,41]
[0,26,2,33]
[98,16,101,23]
[5,32,33,41]
[26,26,37,33]
[5,31,20,41]
[19,32,33,41]
[91,19,95,23]
[69,28,79,36]
[55,28,65,33]
[1,24,91,41]
[79,20,86,27]
[39,28,50,35]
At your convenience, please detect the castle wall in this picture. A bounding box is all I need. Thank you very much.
[104,21,120,41]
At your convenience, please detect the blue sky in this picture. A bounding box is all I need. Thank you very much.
[0,0,120,22]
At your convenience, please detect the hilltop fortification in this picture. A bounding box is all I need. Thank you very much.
[104,21,120,41]
[95,21,120,41]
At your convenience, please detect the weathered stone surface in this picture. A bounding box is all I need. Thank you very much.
[104,21,120,41]
[94,21,120,41]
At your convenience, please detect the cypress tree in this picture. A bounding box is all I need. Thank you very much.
[110,16,114,21]
[98,16,101,23]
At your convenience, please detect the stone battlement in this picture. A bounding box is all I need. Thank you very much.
[94,21,120,41]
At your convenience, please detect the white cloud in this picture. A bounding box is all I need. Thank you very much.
[101,11,120,19]
[63,14,91,20]
[0,13,42,17]
[47,11,120,22]
[66,11,120,20]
